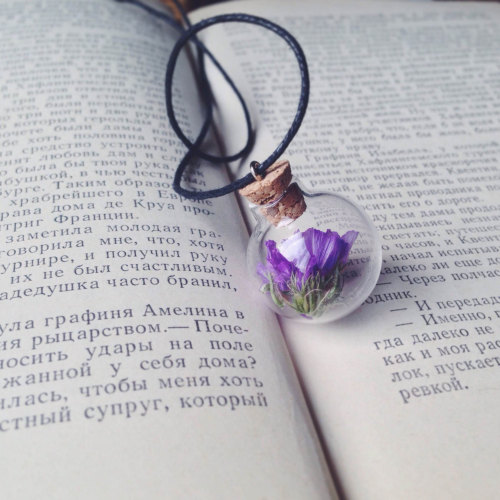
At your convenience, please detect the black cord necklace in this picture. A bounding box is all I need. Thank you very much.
[116,0,382,324]
[117,0,309,200]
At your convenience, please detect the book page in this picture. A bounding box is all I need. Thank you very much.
[0,1,335,498]
[191,1,500,498]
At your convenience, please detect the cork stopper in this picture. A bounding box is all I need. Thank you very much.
[239,160,292,205]
[238,160,306,226]
[259,182,306,226]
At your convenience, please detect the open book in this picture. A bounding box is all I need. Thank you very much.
[1,0,499,498]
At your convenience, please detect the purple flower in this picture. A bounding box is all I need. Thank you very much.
[259,228,358,291]
[258,240,303,291]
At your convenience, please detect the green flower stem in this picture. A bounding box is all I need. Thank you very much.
[262,268,344,318]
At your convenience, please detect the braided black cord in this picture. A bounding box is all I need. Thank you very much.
[116,1,309,200]
[116,0,253,161]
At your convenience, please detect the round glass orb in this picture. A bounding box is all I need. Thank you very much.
[247,182,382,323]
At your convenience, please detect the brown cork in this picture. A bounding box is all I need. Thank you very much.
[259,183,306,226]
[238,160,292,205]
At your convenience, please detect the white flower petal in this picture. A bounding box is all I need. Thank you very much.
[278,231,310,273]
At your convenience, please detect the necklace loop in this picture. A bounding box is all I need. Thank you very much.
[165,13,310,200]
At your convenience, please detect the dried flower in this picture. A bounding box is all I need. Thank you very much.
[258,228,358,318]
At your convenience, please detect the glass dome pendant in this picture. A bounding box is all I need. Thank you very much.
[240,160,382,324]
